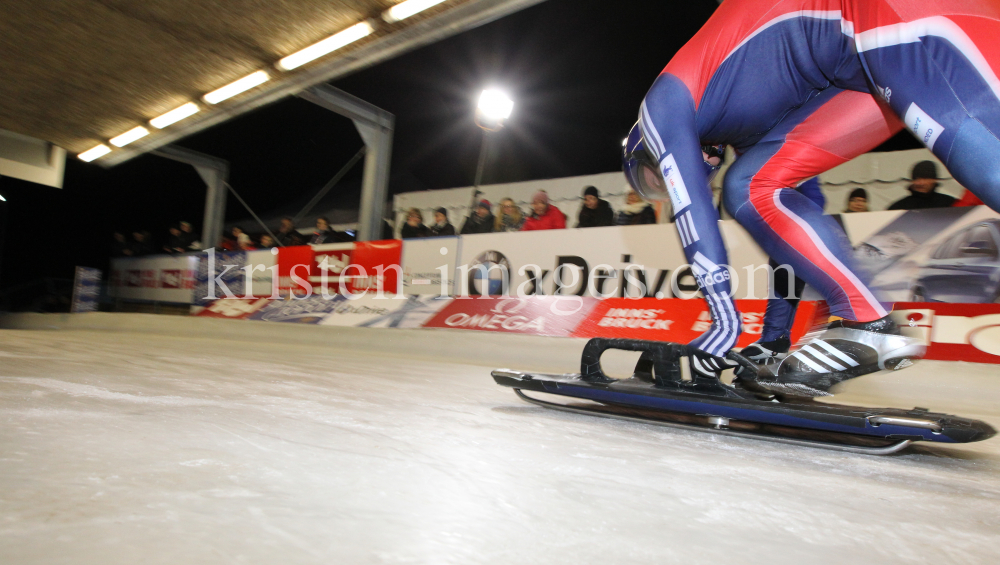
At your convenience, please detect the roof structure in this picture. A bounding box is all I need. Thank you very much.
[0,0,545,166]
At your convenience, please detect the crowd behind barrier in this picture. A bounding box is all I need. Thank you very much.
[102,203,1000,364]
[399,186,658,240]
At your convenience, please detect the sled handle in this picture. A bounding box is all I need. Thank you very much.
[580,338,684,385]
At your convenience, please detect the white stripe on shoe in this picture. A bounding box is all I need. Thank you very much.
[812,339,860,367]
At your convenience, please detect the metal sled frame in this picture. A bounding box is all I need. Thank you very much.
[491,338,995,455]
[510,386,912,455]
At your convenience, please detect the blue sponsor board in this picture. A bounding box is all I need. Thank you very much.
[194,250,247,306]
[248,295,345,324]
[71,266,103,313]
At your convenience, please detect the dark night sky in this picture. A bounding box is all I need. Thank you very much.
[0,0,920,291]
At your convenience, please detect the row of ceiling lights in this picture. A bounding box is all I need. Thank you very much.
[78,0,447,163]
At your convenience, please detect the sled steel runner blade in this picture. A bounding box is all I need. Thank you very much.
[511,388,913,455]
[491,338,996,454]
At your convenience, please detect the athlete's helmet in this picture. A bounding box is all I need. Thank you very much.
[622,121,726,201]
[622,121,668,201]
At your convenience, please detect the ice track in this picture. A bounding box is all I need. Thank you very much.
[1,313,999,565]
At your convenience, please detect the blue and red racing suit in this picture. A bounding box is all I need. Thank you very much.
[640,0,1000,357]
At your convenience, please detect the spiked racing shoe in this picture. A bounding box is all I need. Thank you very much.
[731,336,791,379]
[731,315,926,398]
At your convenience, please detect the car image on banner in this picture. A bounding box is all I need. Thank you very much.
[911,219,1000,303]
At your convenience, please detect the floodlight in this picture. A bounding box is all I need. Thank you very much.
[277,22,374,71]
[203,71,270,104]
[109,126,150,147]
[383,0,448,23]
[150,103,200,129]
[78,144,111,162]
[478,89,514,121]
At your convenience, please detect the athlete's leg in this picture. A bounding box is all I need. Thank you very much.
[856,14,1000,208]
[758,176,824,347]
[723,89,903,322]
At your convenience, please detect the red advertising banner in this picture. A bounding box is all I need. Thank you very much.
[895,302,1000,364]
[572,298,819,347]
[277,245,321,295]
[274,241,402,296]
[349,240,402,294]
[422,296,600,337]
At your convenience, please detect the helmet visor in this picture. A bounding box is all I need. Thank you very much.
[639,162,670,200]
[636,160,669,201]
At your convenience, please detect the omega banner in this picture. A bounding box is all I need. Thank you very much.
[448,222,773,300]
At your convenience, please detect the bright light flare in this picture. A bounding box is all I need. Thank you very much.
[277,22,374,71]
[383,0,448,23]
[203,71,270,104]
[478,89,514,121]
[150,103,200,129]
[109,126,150,147]
[78,144,112,162]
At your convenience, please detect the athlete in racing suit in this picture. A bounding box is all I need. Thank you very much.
[623,0,1000,396]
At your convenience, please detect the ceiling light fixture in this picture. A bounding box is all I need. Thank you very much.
[150,102,200,129]
[383,0,448,23]
[203,71,270,104]
[78,144,112,162]
[277,21,374,71]
[109,126,150,147]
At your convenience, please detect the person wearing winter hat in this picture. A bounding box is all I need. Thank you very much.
[460,200,495,234]
[888,161,956,210]
[845,188,869,213]
[428,206,456,236]
[522,191,566,231]
[616,188,657,225]
[576,186,615,228]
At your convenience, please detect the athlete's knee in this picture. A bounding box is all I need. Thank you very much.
[721,161,752,218]
[948,118,1000,209]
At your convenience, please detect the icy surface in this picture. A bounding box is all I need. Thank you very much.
[1,328,999,564]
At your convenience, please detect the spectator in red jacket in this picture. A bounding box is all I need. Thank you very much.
[522,191,566,231]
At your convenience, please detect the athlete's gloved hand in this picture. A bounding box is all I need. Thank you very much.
[687,347,737,380]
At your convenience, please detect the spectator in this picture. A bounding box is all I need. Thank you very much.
[231,227,256,251]
[130,231,153,256]
[178,221,200,250]
[954,188,984,207]
[219,231,237,251]
[163,225,186,253]
[576,186,615,228]
[616,188,657,225]
[401,208,429,239]
[844,188,869,213]
[259,234,277,249]
[288,231,307,246]
[522,191,566,231]
[494,198,525,232]
[112,232,131,257]
[888,161,956,210]
[460,200,495,234]
[275,217,298,246]
[310,217,338,244]
[428,207,456,236]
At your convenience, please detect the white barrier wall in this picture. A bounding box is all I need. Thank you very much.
[401,237,460,296]
[449,221,772,299]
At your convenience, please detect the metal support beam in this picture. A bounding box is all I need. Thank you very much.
[299,85,394,242]
[152,146,229,249]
